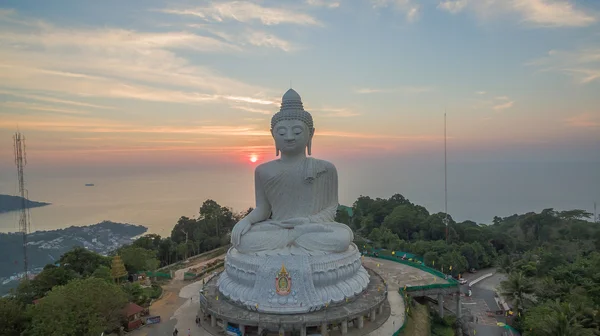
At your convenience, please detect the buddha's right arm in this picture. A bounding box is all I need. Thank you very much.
[243,168,272,224]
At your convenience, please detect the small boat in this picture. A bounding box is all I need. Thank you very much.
[85,183,95,187]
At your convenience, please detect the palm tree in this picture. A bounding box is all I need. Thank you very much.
[499,272,535,312]
[536,299,596,336]
[497,254,513,273]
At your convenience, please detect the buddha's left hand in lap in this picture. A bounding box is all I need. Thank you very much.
[274,217,310,229]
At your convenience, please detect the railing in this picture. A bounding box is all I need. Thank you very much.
[137,271,172,279]
[468,273,493,287]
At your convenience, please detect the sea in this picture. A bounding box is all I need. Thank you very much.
[1,159,599,236]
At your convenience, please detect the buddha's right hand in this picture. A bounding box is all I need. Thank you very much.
[231,219,252,247]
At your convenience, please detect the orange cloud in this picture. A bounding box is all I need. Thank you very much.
[565,113,600,128]
[0,101,90,115]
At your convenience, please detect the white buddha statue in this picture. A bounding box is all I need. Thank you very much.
[219,89,368,313]
[231,89,354,256]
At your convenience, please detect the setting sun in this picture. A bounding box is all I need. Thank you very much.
[250,155,258,163]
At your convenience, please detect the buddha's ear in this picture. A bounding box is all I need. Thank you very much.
[307,128,314,155]
[272,128,280,156]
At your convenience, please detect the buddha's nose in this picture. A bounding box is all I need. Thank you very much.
[284,133,295,141]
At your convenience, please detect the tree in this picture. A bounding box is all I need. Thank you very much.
[335,208,351,225]
[132,233,162,250]
[438,250,468,276]
[198,199,236,237]
[523,299,596,336]
[0,297,28,336]
[383,204,428,241]
[92,265,113,282]
[557,210,593,221]
[12,279,37,306]
[171,216,198,245]
[460,244,478,269]
[500,272,535,312]
[110,255,128,283]
[117,246,160,273]
[59,246,110,276]
[28,265,79,299]
[158,238,176,265]
[122,282,150,307]
[497,254,513,274]
[421,213,448,241]
[493,216,503,225]
[26,277,128,336]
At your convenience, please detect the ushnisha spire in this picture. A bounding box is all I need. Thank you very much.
[271,89,314,130]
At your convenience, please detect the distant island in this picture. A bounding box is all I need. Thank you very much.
[0,194,51,214]
[0,221,147,295]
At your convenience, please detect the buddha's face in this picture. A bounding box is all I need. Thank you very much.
[272,119,313,156]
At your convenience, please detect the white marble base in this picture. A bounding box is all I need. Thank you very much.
[217,243,369,314]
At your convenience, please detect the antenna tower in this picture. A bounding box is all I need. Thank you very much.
[444,112,449,243]
[14,132,30,278]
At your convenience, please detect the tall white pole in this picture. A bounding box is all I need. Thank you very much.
[444,112,448,243]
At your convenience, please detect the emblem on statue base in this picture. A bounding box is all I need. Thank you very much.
[275,263,292,296]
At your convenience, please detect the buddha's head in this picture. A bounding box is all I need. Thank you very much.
[271,89,315,157]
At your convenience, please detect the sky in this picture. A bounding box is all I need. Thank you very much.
[0,0,599,171]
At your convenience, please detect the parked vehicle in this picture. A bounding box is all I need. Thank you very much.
[459,278,468,285]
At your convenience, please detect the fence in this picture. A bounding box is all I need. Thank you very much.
[138,271,172,279]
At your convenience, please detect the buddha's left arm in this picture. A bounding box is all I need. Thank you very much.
[308,163,339,223]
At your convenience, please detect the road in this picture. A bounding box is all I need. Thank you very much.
[451,269,518,336]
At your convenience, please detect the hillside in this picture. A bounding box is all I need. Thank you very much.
[0,221,147,295]
[0,194,50,213]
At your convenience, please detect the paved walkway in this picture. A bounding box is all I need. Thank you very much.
[128,256,223,336]
[365,289,404,336]
[361,256,450,335]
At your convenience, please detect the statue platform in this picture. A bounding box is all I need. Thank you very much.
[217,243,370,314]
[201,267,390,336]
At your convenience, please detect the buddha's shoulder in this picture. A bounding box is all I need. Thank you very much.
[255,161,276,172]
[254,161,277,179]
[310,158,337,171]
[254,158,337,175]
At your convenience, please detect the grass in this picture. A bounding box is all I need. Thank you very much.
[400,301,431,336]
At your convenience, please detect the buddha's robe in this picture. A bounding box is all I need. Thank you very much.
[236,157,354,255]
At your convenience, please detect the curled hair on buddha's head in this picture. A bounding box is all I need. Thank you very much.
[271,89,315,156]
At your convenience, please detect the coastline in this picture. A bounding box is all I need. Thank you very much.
[0,194,51,214]
[0,220,148,295]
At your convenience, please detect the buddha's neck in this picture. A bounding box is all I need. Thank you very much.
[278,153,306,165]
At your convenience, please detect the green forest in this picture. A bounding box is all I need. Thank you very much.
[1,195,599,336]
[337,194,600,336]
[0,199,239,336]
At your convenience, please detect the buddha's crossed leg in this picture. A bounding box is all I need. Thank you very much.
[236,221,353,254]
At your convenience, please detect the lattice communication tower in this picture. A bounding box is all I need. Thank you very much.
[14,132,30,278]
